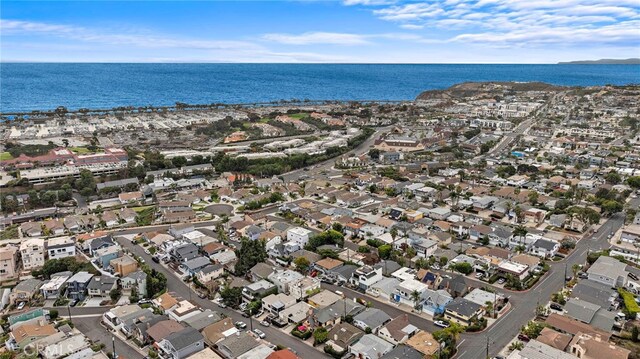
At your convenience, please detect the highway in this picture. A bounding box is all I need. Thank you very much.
[456,213,625,359]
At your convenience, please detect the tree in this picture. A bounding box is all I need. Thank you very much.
[410,290,422,310]
[313,327,328,345]
[527,191,539,205]
[452,262,473,275]
[145,268,167,298]
[49,309,59,320]
[390,227,399,248]
[521,321,546,339]
[130,286,140,303]
[235,237,267,276]
[631,325,639,342]
[293,257,310,274]
[378,244,392,259]
[110,288,122,302]
[306,230,344,251]
[514,205,524,223]
[439,256,448,267]
[479,235,490,246]
[219,285,243,309]
[627,176,640,189]
[605,171,621,185]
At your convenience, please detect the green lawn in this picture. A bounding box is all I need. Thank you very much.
[70,147,93,154]
[132,205,155,213]
[0,152,13,161]
[288,113,307,119]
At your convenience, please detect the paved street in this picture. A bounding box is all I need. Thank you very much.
[113,236,329,358]
[456,213,625,359]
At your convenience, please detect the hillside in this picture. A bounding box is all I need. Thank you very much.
[415,81,565,101]
[558,58,640,65]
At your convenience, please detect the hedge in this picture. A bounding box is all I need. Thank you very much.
[618,288,639,317]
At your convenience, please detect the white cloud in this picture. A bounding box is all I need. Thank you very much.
[262,31,371,45]
[343,0,397,6]
[358,0,640,47]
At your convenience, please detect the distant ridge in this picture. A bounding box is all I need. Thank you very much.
[558,58,640,65]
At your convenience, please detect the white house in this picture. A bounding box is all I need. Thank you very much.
[286,227,312,247]
[46,237,76,260]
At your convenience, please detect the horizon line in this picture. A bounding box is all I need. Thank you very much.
[2,61,639,65]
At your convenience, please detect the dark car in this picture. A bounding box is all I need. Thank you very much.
[69,299,79,307]
[517,334,530,342]
[550,303,563,311]
[242,311,250,318]
[152,256,160,263]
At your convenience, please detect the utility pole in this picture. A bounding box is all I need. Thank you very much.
[112,336,117,359]
[67,304,72,325]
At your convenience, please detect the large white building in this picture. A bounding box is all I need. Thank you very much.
[46,237,76,260]
[20,238,46,270]
[286,227,312,247]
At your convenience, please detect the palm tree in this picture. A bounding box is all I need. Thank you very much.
[410,290,422,311]
[390,227,398,250]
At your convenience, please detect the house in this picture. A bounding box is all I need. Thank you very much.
[202,318,237,346]
[20,222,43,237]
[393,279,429,307]
[94,246,122,270]
[377,314,418,345]
[286,227,312,247]
[242,280,277,302]
[87,276,118,297]
[587,256,628,287]
[497,261,530,281]
[568,332,631,359]
[46,237,76,260]
[380,345,423,359]
[312,299,364,328]
[530,238,560,259]
[42,219,65,235]
[121,270,148,298]
[349,334,394,359]
[516,340,577,359]
[85,233,116,256]
[545,313,611,340]
[564,298,616,332]
[351,265,383,291]
[0,245,19,282]
[66,272,94,300]
[20,238,46,270]
[262,293,296,317]
[444,297,483,326]
[110,255,138,276]
[266,349,300,359]
[237,344,274,359]
[181,310,224,331]
[41,274,70,299]
[464,288,504,308]
[172,243,200,263]
[289,276,321,301]
[267,269,303,294]
[405,331,440,358]
[154,292,180,312]
[353,308,392,333]
[420,288,453,317]
[326,323,364,353]
[411,238,437,258]
[158,326,205,359]
[167,300,202,322]
[182,256,212,276]
[314,258,344,273]
[308,290,342,308]
[215,331,260,359]
[536,327,572,351]
[6,323,58,350]
[249,263,277,282]
[196,264,224,284]
[438,274,470,297]
[119,191,143,204]
[10,278,42,304]
[279,301,312,324]
[571,279,618,311]
[146,319,184,344]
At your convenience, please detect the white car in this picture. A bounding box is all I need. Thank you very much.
[253,329,266,339]
[434,320,449,328]
[475,272,484,278]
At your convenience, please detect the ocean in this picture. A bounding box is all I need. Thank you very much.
[1,63,639,113]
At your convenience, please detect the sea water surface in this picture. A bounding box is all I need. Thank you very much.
[1,63,639,112]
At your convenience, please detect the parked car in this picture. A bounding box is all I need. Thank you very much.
[242,311,250,318]
[550,303,563,311]
[475,272,484,278]
[497,278,506,285]
[253,309,264,318]
[69,299,79,307]
[235,321,247,329]
[578,271,588,279]
[434,320,449,328]
[260,320,270,327]
[16,302,26,310]
[152,256,160,263]
[253,329,266,339]
[215,300,227,309]
[517,334,530,342]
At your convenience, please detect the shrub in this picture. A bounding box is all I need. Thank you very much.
[291,326,313,340]
[313,327,328,345]
[618,288,640,317]
[324,345,346,359]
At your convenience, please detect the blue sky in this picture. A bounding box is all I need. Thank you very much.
[2,0,639,63]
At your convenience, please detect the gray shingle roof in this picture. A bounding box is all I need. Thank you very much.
[354,308,391,330]
[445,297,482,317]
[165,327,204,351]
